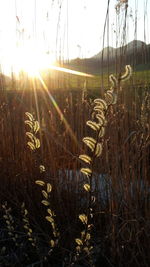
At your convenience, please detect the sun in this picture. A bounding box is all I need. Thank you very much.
[0,39,94,80]
[1,40,56,78]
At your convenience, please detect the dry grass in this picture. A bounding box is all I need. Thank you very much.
[0,68,150,266]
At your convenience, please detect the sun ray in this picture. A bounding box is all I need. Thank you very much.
[0,40,94,79]
[37,73,80,147]
[47,65,94,77]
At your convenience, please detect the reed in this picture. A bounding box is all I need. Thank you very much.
[0,67,150,266]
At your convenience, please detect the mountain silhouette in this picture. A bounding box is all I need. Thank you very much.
[67,40,150,74]
[92,40,147,60]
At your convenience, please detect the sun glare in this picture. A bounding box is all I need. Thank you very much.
[1,40,56,77]
[1,40,93,79]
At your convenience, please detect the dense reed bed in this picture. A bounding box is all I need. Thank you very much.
[0,70,149,266]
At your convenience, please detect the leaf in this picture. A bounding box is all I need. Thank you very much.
[81,230,86,239]
[93,106,105,114]
[88,224,93,230]
[27,141,35,150]
[45,216,54,223]
[86,233,91,240]
[95,143,103,157]
[91,196,96,204]
[27,232,31,237]
[83,137,96,152]
[25,112,34,121]
[50,239,55,247]
[41,200,50,206]
[79,154,92,164]
[86,120,100,131]
[83,183,91,192]
[109,74,117,87]
[95,114,105,126]
[111,93,117,104]
[34,138,40,149]
[39,165,46,172]
[79,214,88,224]
[26,132,34,142]
[47,183,52,193]
[42,190,48,199]
[76,246,81,252]
[83,247,89,253]
[80,168,92,177]
[33,121,40,133]
[24,120,33,129]
[75,238,83,246]
[94,99,107,110]
[35,180,45,186]
[98,127,105,138]
[24,209,28,215]
[47,208,53,216]
[120,65,132,81]
[105,91,114,105]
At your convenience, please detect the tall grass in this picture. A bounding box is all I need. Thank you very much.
[0,63,150,266]
[0,0,150,265]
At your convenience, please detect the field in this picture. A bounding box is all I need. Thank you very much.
[0,67,150,266]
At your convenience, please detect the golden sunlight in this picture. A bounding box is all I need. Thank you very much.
[1,40,56,77]
[1,39,93,79]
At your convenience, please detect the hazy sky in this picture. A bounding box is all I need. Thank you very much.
[0,0,149,74]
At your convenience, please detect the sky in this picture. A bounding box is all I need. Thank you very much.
[0,0,149,75]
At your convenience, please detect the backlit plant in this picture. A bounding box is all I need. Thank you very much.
[74,65,132,265]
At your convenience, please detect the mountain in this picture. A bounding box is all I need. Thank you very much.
[126,40,146,51]
[67,40,150,74]
[93,46,115,60]
[92,40,147,60]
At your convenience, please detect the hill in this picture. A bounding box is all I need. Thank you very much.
[67,40,150,74]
